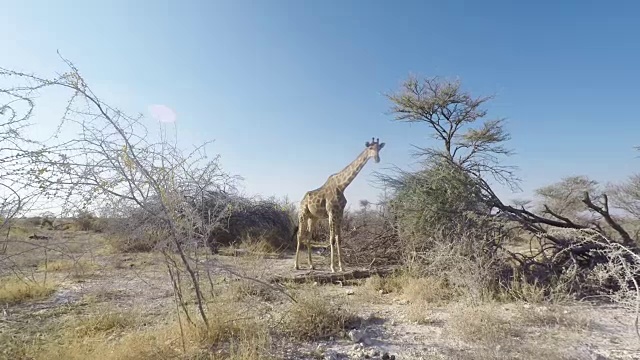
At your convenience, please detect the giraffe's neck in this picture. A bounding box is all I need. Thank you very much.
[330,149,370,192]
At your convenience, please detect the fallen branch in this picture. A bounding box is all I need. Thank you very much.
[28,234,51,240]
[269,266,398,285]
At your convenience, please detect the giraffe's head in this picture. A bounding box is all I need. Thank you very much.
[364,137,385,163]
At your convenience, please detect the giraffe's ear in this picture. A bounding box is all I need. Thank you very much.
[379,142,385,149]
[365,141,371,147]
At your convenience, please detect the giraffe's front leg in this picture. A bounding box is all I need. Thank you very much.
[307,218,316,270]
[294,226,301,270]
[328,213,336,273]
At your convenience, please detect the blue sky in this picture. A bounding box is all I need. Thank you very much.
[1,0,638,209]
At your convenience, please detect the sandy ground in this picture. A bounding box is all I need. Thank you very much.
[2,229,640,359]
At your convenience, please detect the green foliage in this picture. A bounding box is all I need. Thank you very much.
[388,160,488,241]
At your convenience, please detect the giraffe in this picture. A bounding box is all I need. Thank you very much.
[293,137,386,272]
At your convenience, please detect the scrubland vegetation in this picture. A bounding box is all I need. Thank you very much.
[1,57,639,359]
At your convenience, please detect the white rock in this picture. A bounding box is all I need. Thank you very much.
[324,350,339,360]
[363,336,373,346]
[348,329,365,343]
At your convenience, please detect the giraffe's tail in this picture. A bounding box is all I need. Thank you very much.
[291,225,299,243]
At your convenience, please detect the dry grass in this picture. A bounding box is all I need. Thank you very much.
[403,276,458,323]
[0,220,621,360]
[0,276,58,305]
[360,273,459,323]
[454,345,568,360]
[517,304,594,330]
[225,278,279,303]
[443,302,573,359]
[217,234,285,260]
[241,233,287,255]
[12,302,271,360]
[402,276,458,304]
[360,273,408,300]
[446,302,521,345]
[497,272,574,304]
[39,259,99,278]
[69,309,140,337]
[281,285,357,341]
[106,234,162,253]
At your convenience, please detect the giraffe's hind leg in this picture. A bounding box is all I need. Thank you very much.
[294,213,308,270]
[334,215,344,272]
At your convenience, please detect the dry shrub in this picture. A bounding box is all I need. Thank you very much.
[0,277,57,305]
[498,270,575,304]
[498,275,547,304]
[403,226,513,303]
[360,272,459,323]
[281,286,357,341]
[107,234,163,253]
[192,192,294,251]
[103,194,294,255]
[73,210,104,232]
[333,207,403,267]
[100,209,169,254]
[26,216,45,227]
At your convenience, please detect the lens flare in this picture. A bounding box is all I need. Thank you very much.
[148,104,176,123]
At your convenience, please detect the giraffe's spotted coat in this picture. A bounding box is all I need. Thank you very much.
[294,138,386,272]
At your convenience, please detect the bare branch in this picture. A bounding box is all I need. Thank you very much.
[582,192,634,247]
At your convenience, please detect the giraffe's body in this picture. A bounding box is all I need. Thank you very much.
[294,138,385,272]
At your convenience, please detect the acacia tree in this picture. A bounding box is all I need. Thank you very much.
[383,75,640,312]
[386,75,518,187]
[377,76,519,296]
[382,76,516,239]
